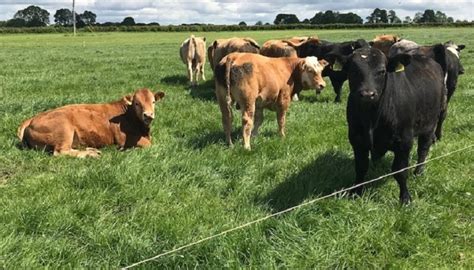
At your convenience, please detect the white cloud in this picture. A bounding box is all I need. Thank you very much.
[0,0,472,24]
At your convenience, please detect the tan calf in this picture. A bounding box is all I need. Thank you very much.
[18,88,165,157]
[215,53,328,150]
[180,35,207,86]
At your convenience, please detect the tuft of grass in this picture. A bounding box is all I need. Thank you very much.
[0,28,473,268]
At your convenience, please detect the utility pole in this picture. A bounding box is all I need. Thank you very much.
[72,0,76,36]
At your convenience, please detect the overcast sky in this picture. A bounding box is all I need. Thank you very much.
[0,1,472,24]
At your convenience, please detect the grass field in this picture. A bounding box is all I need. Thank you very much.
[0,27,473,268]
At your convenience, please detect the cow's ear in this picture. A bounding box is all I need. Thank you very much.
[368,41,374,47]
[123,95,133,106]
[213,40,218,49]
[203,37,206,42]
[319,59,329,68]
[154,91,165,101]
[387,54,411,73]
[458,44,465,51]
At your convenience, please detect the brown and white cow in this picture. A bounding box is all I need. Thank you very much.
[18,88,165,157]
[180,35,207,86]
[208,37,260,71]
[214,53,328,150]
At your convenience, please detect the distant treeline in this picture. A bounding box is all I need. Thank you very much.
[1,22,473,34]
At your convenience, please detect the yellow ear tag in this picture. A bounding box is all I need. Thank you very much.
[333,60,342,71]
[395,62,405,73]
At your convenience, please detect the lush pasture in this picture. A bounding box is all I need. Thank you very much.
[0,28,473,268]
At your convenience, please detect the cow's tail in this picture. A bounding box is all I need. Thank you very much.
[225,57,232,96]
[17,118,32,141]
[188,35,196,65]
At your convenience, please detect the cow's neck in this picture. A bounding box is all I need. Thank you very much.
[290,60,304,93]
[125,106,151,136]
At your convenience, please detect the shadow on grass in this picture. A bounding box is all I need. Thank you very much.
[187,129,241,150]
[160,74,189,85]
[259,150,390,212]
[189,79,216,102]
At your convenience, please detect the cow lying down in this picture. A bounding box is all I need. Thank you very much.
[18,88,165,157]
[215,53,328,150]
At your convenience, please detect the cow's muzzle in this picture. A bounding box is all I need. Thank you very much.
[143,112,154,125]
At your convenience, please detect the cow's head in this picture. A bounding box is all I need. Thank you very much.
[127,88,165,126]
[300,56,328,93]
[332,47,411,104]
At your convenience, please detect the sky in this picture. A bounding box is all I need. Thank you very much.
[0,0,472,24]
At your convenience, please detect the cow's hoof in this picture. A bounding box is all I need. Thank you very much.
[414,166,425,176]
[400,193,412,205]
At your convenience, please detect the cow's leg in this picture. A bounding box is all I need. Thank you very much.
[414,133,434,176]
[200,63,206,81]
[330,76,344,103]
[435,102,448,141]
[187,61,194,86]
[53,132,101,158]
[241,100,255,150]
[215,85,233,146]
[392,139,413,204]
[54,148,101,158]
[352,145,370,196]
[291,93,299,101]
[276,94,290,137]
[251,107,264,137]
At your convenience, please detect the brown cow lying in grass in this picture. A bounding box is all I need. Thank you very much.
[215,53,328,150]
[17,88,165,157]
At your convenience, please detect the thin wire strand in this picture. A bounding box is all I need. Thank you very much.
[122,144,474,269]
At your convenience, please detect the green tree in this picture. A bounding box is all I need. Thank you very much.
[14,5,50,26]
[121,17,136,26]
[255,20,263,26]
[338,12,363,24]
[366,8,388,24]
[388,10,401,23]
[54,8,73,26]
[419,9,436,23]
[81,10,97,25]
[403,16,412,24]
[238,21,247,26]
[274,13,300,24]
[5,18,26,27]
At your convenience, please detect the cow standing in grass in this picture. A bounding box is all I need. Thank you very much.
[334,47,446,204]
[180,35,207,86]
[18,88,165,157]
[215,53,328,150]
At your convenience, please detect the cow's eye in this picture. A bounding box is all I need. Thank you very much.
[135,102,139,106]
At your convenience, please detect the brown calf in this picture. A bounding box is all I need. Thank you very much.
[180,35,207,86]
[18,88,165,157]
[215,53,328,150]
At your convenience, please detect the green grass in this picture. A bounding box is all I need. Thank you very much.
[0,27,473,268]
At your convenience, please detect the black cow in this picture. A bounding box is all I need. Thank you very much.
[291,39,369,102]
[335,47,447,204]
[443,41,465,102]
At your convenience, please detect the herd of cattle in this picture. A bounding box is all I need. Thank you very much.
[18,33,465,203]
